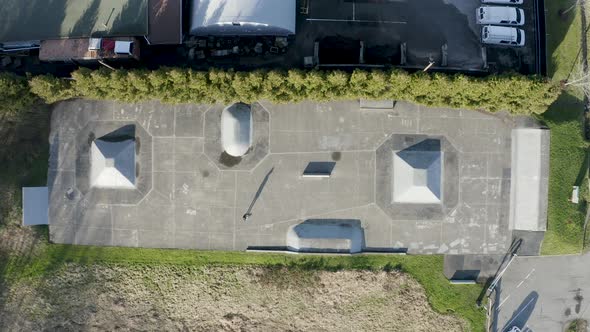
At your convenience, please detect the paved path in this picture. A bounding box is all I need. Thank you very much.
[494,252,590,332]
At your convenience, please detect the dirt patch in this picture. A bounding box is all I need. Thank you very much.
[0,265,467,331]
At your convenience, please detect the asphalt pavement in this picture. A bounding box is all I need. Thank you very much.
[494,252,590,332]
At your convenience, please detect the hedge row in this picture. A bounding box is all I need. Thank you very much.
[28,68,560,114]
[0,72,38,117]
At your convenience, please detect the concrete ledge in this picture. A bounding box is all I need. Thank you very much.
[449,280,477,285]
[286,219,364,254]
[246,248,407,255]
[301,173,331,178]
[509,128,550,231]
[22,187,49,226]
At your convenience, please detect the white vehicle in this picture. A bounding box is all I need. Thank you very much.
[481,25,525,46]
[481,0,523,5]
[476,6,525,26]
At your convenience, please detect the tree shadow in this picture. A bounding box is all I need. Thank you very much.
[545,0,580,78]
[0,0,66,42]
[539,91,585,125]
[110,0,150,37]
[69,0,101,38]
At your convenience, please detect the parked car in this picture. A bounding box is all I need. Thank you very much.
[481,25,525,46]
[476,6,525,26]
[481,0,523,5]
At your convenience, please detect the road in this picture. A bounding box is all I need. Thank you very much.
[493,252,590,331]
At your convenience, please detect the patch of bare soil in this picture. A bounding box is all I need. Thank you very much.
[0,265,467,332]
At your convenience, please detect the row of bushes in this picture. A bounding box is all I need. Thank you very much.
[0,73,38,118]
[8,68,561,115]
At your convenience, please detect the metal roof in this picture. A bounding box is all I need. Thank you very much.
[190,0,296,36]
[0,0,149,43]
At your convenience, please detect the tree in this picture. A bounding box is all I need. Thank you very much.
[0,72,37,118]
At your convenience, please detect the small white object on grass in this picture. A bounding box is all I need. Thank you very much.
[572,186,580,204]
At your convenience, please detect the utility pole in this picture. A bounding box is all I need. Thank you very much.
[487,253,518,294]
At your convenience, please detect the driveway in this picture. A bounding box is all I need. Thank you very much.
[494,253,590,331]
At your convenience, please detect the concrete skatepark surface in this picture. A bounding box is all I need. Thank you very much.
[48,99,546,254]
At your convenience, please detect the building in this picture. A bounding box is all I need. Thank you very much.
[0,0,182,60]
[189,0,296,36]
[39,38,141,62]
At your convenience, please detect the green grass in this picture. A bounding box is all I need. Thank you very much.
[539,0,590,254]
[2,244,485,331]
[540,93,589,254]
[545,0,583,80]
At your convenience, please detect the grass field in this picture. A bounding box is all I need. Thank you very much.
[0,234,486,331]
[538,0,590,255]
[545,0,583,80]
[2,265,471,331]
[539,92,589,254]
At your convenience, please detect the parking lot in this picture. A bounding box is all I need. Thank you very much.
[294,0,539,73]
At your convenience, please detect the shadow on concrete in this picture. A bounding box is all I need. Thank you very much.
[511,231,545,256]
[491,278,503,332]
[450,269,480,281]
[476,238,522,306]
[302,161,336,176]
[244,167,274,218]
[501,291,539,332]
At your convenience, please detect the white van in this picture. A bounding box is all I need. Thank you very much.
[476,6,525,26]
[481,0,523,5]
[481,25,525,46]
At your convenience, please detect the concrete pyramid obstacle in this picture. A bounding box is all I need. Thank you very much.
[393,139,442,204]
[90,138,136,189]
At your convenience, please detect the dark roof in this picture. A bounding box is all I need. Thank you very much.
[0,0,149,43]
[147,0,183,44]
